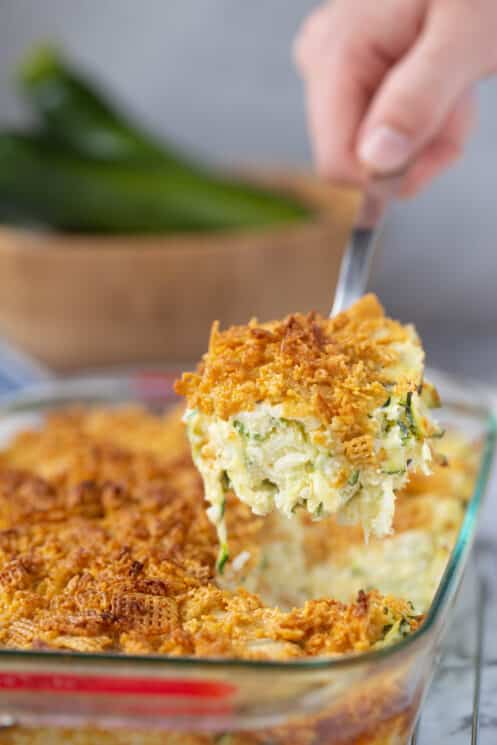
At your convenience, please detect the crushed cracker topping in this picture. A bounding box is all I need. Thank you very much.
[0,405,420,659]
[175,295,423,451]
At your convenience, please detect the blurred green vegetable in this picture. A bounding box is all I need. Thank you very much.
[2,45,310,234]
[19,45,184,166]
[0,133,308,233]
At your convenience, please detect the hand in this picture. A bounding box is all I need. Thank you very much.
[294,0,497,196]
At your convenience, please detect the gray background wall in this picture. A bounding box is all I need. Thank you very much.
[1,0,496,380]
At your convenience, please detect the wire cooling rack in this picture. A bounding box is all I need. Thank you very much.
[411,566,489,745]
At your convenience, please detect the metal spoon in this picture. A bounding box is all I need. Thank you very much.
[330,172,404,316]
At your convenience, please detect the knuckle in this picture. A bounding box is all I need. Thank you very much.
[294,0,358,73]
[432,0,497,74]
[384,84,439,137]
[316,151,364,186]
[294,4,330,70]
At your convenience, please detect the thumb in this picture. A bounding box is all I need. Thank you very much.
[357,3,494,173]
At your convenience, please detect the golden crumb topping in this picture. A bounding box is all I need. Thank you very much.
[175,295,423,445]
[0,405,420,660]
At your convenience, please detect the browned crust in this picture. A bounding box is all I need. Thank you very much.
[0,405,419,659]
[175,294,423,460]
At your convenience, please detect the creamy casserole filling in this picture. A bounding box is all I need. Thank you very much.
[177,295,442,569]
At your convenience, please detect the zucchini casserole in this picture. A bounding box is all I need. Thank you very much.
[0,401,480,745]
[175,295,443,568]
[0,405,476,660]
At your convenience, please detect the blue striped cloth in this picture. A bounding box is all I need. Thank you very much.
[0,340,51,395]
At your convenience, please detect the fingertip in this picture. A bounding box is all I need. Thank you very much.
[357,125,413,174]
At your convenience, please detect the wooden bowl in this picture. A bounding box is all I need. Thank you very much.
[0,172,359,371]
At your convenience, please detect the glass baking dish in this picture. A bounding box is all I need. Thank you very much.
[0,368,494,745]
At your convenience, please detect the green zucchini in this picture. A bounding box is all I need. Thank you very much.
[405,391,416,435]
[233,420,248,438]
[313,502,324,518]
[16,46,310,232]
[220,473,231,495]
[216,543,229,574]
[398,419,411,444]
[348,469,360,486]
[406,390,443,439]
[0,133,308,233]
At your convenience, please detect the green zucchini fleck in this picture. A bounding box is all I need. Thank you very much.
[219,497,226,518]
[216,544,229,574]
[233,419,265,441]
[429,427,446,439]
[233,420,247,437]
[398,419,411,444]
[314,502,324,518]
[383,419,395,434]
[261,478,276,492]
[348,469,360,486]
[220,471,231,494]
[405,391,417,435]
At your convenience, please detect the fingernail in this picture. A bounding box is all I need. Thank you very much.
[358,126,412,173]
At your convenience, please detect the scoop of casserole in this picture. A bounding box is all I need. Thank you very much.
[175,295,442,569]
